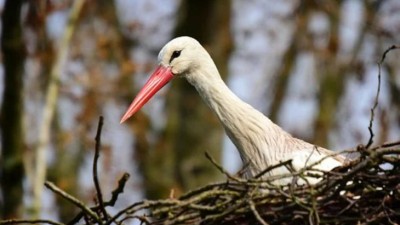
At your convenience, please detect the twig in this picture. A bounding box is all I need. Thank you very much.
[67,173,130,224]
[44,181,102,224]
[254,159,292,179]
[377,140,400,149]
[308,185,319,225]
[106,172,130,206]
[93,116,108,220]
[69,119,130,224]
[205,152,240,182]
[67,212,84,225]
[379,45,400,64]
[120,215,151,225]
[365,62,381,149]
[248,200,269,225]
[335,197,360,216]
[105,201,145,225]
[365,45,400,149]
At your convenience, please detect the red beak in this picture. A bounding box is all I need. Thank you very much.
[120,66,174,123]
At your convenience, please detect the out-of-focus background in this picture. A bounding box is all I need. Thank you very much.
[0,0,399,222]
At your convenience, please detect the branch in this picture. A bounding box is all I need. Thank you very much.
[365,45,400,149]
[106,172,130,206]
[93,116,108,219]
[67,172,130,225]
[205,152,240,182]
[248,200,269,225]
[5,117,132,225]
[254,159,292,179]
[44,181,102,224]
[68,117,130,224]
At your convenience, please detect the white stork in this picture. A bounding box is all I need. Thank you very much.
[121,36,345,184]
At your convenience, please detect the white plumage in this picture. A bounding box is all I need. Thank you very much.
[121,36,345,185]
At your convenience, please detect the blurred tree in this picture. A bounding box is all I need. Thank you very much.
[46,0,131,220]
[0,0,26,218]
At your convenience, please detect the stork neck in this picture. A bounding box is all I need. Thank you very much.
[186,64,289,171]
[186,65,246,121]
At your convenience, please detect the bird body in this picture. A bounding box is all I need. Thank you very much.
[121,36,345,184]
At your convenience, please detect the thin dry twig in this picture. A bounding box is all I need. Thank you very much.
[44,181,102,224]
[248,200,269,225]
[205,151,241,182]
[254,159,292,179]
[106,172,130,206]
[93,116,108,220]
[67,117,130,225]
[66,172,130,225]
[365,45,400,149]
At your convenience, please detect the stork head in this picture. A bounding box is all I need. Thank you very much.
[159,36,204,76]
[120,36,207,123]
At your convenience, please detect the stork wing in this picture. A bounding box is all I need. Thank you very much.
[292,146,344,170]
[290,146,344,184]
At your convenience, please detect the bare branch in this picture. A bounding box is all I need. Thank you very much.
[93,116,108,220]
[248,200,269,225]
[106,172,130,207]
[204,152,240,182]
[366,45,400,149]
[44,181,102,224]
[254,159,292,179]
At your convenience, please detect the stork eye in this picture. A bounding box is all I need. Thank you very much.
[169,50,182,63]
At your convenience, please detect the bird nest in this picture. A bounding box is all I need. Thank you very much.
[9,146,400,225]
[2,118,400,225]
[117,143,400,225]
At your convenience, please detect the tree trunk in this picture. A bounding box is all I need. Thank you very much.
[0,0,26,218]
